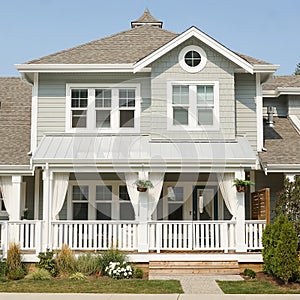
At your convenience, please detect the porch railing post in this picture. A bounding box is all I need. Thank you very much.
[156,222,162,253]
[137,189,149,253]
[35,221,42,255]
[221,222,229,253]
[2,222,8,258]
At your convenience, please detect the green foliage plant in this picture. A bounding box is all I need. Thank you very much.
[134,268,143,279]
[69,272,87,280]
[76,253,100,276]
[262,214,299,284]
[243,268,256,279]
[55,244,76,276]
[99,248,127,275]
[0,257,7,277]
[275,176,300,236]
[37,249,58,277]
[25,268,52,280]
[6,243,25,280]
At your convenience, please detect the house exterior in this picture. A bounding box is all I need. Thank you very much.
[0,10,299,263]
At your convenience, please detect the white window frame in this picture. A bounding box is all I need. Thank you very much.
[0,191,7,217]
[66,83,141,133]
[167,81,219,131]
[179,45,207,73]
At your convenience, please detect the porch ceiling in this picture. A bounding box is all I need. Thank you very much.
[32,135,256,168]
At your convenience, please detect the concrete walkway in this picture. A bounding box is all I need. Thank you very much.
[149,274,244,294]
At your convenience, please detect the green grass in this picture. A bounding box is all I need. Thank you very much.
[0,278,183,294]
[218,280,300,294]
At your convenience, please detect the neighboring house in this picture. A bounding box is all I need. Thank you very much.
[0,9,298,264]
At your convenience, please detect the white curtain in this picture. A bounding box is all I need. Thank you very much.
[52,173,69,220]
[125,173,139,218]
[0,176,13,217]
[217,173,237,219]
[148,172,165,219]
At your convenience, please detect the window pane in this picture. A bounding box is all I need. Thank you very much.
[119,186,130,201]
[168,187,184,201]
[120,202,135,220]
[71,89,88,108]
[168,203,183,220]
[197,86,214,105]
[96,185,112,201]
[95,89,111,108]
[173,107,188,125]
[72,110,87,128]
[172,85,189,104]
[72,185,88,201]
[119,89,136,108]
[120,110,134,128]
[96,110,111,128]
[73,203,88,220]
[198,108,214,125]
[96,203,111,220]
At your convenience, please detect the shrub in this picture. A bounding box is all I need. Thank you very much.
[0,257,7,277]
[55,244,76,276]
[99,248,127,275]
[134,268,143,279]
[262,214,299,283]
[6,243,25,280]
[7,267,25,280]
[243,268,256,279]
[25,268,52,280]
[37,249,58,277]
[76,253,100,276]
[69,272,87,281]
[105,262,133,279]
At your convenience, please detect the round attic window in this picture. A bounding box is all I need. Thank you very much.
[179,45,207,73]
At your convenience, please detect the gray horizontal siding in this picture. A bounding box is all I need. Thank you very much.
[150,38,236,140]
[235,73,257,151]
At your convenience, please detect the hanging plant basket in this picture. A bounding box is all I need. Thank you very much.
[137,186,148,192]
[236,184,245,193]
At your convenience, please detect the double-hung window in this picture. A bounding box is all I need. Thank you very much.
[67,84,140,132]
[72,185,89,220]
[96,185,112,220]
[168,81,219,130]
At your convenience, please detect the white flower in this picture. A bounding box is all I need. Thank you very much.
[124,272,127,277]
[128,271,132,275]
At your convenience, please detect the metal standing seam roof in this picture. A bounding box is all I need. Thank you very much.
[32,135,256,167]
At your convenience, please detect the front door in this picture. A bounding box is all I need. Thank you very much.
[192,186,218,220]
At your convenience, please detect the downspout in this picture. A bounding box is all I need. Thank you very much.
[256,73,264,152]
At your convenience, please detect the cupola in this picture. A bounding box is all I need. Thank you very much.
[131,9,163,28]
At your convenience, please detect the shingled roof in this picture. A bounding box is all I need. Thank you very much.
[259,117,300,168]
[0,77,31,166]
[263,75,300,90]
[24,11,272,67]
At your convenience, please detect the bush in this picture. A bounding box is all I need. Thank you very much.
[262,215,299,284]
[76,253,100,276]
[243,268,256,279]
[55,244,76,276]
[6,243,25,280]
[69,272,87,281]
[99,248,127,275]
[7,266,25,280]
[25,268,52,280]
[0,257,7,277]
[37,249,58,277]
[105,262,133,279]
[134,268,143,279]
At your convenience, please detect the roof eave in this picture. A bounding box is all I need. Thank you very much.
[133,26,254,74]
[253,64,280,73]
[263,87,300,97]
[15,63,151,73]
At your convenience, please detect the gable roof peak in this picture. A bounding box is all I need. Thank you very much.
[131,9,163,28]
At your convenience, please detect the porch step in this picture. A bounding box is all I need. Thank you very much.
[149,260,240,275]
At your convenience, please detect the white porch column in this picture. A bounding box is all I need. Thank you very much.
[11,176,22,221]
[235,170,247,252]
[34,169,40,220]
[137,171,149,253]
[42,166,53,251]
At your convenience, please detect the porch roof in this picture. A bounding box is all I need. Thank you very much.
[32,135,256,169]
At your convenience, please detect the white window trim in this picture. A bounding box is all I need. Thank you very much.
[167,81,220,131]
[66,83,141,134]
[179,45,207,73]
[0,191,7,218]
[67,181,133,221]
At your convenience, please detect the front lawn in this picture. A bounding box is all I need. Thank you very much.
[0,278,183,294]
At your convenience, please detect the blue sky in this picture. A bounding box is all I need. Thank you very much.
[0,0,299,76]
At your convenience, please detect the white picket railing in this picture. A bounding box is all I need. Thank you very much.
[245,220,266,250]
[149,221,236,253]
[51,221,138,251]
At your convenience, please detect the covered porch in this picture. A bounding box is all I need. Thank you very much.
[0,134,265,261]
